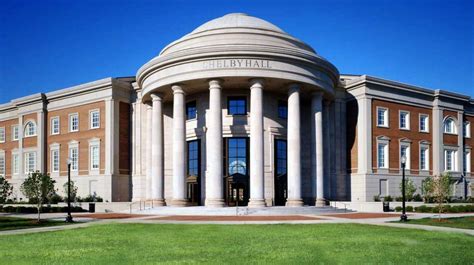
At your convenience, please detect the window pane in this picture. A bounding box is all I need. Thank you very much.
[228,98,246,115]
[227,138,247,175]
[186,102,197,120]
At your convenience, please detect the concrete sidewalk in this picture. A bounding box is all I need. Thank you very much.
[1,212,472,236]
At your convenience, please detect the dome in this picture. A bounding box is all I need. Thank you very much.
[190,13,285,34]
[137,13,340,100]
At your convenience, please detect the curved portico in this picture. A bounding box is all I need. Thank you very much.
[136,13,340,207]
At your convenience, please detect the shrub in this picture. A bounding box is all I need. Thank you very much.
[384,195,393,202]
[394,206,402,212]
[63,181,78,203]
[49,193,63,204]
[373,195,381,202]
[415,205,431,213]
[82,194,103,202]
[395,196,403,202]
[406,206,414,212]
[413,194,423,202]
[0,176,13,203]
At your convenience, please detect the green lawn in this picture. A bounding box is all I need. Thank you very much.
[0,223,473,264]
[0,216,70,231]
[400,216,474,230]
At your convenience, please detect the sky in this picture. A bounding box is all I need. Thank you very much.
[0,0,473,104]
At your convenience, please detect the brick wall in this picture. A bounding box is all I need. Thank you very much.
[46,101,106,175]
[372,99,432,175]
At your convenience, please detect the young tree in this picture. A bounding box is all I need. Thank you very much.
[63,180,78,203]
[399,178,417,201]
[432,173,453,220]
[421,176,434,203]
[20,171,56,222]
[0,175,13,203]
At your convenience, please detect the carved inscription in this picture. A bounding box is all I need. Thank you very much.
[202,59,272,69]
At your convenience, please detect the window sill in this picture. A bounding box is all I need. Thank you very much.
[419,130,430,134]
[443,132,457,136]
[399,128,410,131]
[377,125,389,128]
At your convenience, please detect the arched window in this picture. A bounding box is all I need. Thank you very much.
[444,117,456,134]
[24,121,37,137]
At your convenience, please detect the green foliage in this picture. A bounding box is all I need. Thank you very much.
[20,171,56,222]
[77,193,103,202]
[432,173,454,219]
[49,193,63,204]
[373,195,381,202]
[394,206,402,212]
[412,194,423,202]
[383,195,393,202]
[63,181,78,203]
[421,176,434,202]
[399,178,417,201]
[406,206,414,212]
[0,176,13,203]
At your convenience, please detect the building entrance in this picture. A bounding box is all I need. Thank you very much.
[224,137,249,206]
[274,139,288,206]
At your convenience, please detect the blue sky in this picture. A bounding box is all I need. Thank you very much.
[0,0,473,103]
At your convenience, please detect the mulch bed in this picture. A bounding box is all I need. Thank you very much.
[152,215,321,221]
[74,213,149,219]
[323,213,402,219]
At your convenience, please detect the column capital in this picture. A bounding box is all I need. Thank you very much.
[288,83,301,94]
[249,78,264,89]
[208,79,223,89]
[145,102,153,109]
[150,93,163,101]
[171,84,185,95]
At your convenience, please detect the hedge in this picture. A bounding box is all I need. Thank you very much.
[394,204,474,213]
[0,205,87,213]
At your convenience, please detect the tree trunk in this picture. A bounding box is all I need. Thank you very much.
[37,203,41,223]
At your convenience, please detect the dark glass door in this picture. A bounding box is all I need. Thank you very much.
[274,139,287,206]
[224,138,249,206]
[186,140,201,205]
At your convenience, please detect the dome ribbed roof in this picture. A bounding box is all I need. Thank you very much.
[190,13,284,34]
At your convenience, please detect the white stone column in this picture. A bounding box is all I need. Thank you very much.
[312,92,325,206]
[170,85,187,206]
[151,93,165,205]
[286,84,303,207]
[248,79,266,207]
[432,98,443,176]
[36,110,45,173]
[145,104,152,199]
[205,80,225,207]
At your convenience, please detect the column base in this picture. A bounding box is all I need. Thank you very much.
[315,198,326,207]
[248,199,266,208]
[205,199,225,208]
[152,199,166,207]
[286,199,303,207]
[168,199,188,207]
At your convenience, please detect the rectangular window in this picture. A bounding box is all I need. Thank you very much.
[24,152,36,174]
[70,147,78,171]
[377,143,388,168]
[51,117,60,135]
[0,127,5,142]
[51,149,59,172]
[445,150,456,171]
[419,114,429,132]
[186,101,197,120]
[69,113,79,132]
[399,111,410,130]
[90,110,100,129]
[12,125,19,141]
[420,147,429,171]
[464,150,471,173]
[278,101,288,119]
[90,145,100,170]
[0,153,5,176]
[12,154,19,175]
[228,97,247,115]
[377,107,388,127]
[187,140,199,176]
[379,179,388,197]
[400,144,410,169]
[227,138,248,175]
[275,139,287,175]
[464,122,471,138]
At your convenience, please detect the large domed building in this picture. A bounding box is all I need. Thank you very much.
[0,13,472,209]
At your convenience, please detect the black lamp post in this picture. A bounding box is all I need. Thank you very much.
[400,156,408,222]
[65,158,73,223]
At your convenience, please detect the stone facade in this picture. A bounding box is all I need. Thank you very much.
[0,13,472,204]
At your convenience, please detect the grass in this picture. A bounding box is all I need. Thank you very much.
[0,216,70,231]
[0,223,473,264]
[398,216,474,230]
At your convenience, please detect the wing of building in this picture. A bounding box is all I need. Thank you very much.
[0,13,472,205]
